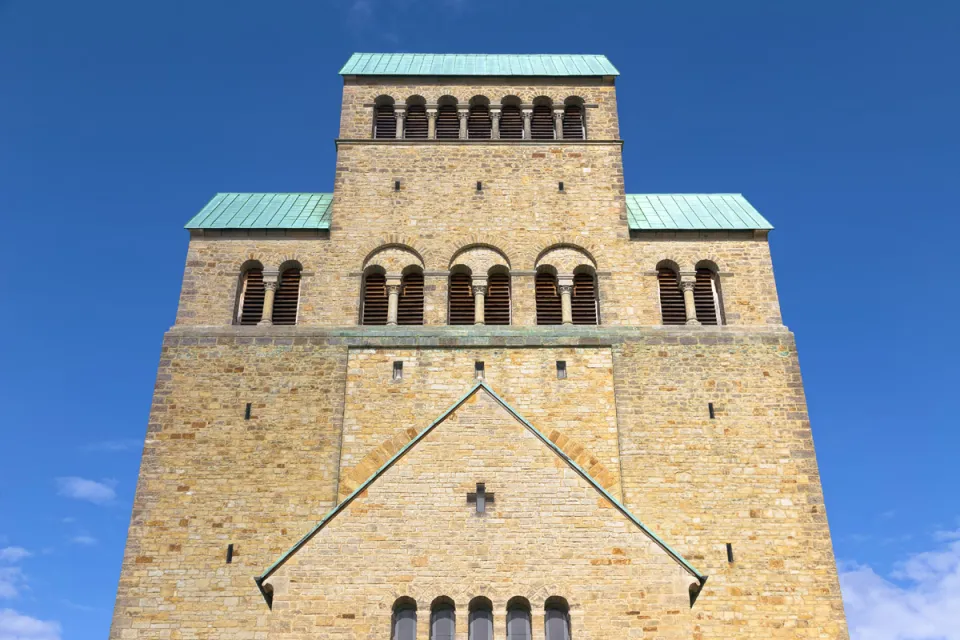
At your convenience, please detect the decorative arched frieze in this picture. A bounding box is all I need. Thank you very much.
[442,236,518,271]
[534,244,597,275]
[532,238,601,271]
[361,236,426,273]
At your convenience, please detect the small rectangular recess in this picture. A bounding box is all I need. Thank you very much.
[475,361,485,379]
[244,403,252,420]
[476,181,482,192]
[558,181,564,191]
[227,543,234,564]
[708,402,715,419]
[726,543,734,563]
[394,180,401,191]
[393,361,403,381]
[556,360,567,379]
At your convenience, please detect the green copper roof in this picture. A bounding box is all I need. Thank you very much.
[626,194,773,231]
[339,53,619,77]
[185,193,331,230]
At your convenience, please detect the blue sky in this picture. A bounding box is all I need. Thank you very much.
[0,1,957,638]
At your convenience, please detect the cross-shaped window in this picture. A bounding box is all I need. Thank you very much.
[466,483,495,514]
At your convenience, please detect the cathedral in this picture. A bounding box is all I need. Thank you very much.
[110,53,849,639]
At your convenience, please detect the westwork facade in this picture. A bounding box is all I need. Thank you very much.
[110,53,850,639]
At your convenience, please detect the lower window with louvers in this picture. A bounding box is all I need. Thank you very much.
[361,272,388,325]
[545,608,571,640]
[392,606,416,640]
[431,606,455,640]
[535,272,562,325]
[448,273,474,325]
[657,268,686,325]
[374,105,396,139]
[563,105,584,139]
[271,268,301,325]
[506,607,531,640]
[694,268,720,325]
[238,269,265,325]
[531,104,554,139]
[484,272,510,325]
[571,272,599,325]
[500,105,523,139]
[404,105,428,138]
[469,608,493,640]
[397,271,424,325]
[468,105,491,139]
[435,105,459,139]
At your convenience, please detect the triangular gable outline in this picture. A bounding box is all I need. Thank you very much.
[255,381,707,604]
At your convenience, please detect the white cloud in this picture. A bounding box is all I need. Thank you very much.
[0,549,29,564]
[81,439,140,453]
[0,609,61,640]
[69,536,96,546]
[0,569,25,599]
[841,532,960,639]
[55,477,116,505]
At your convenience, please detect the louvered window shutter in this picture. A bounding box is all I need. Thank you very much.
[238,269,265,325]
[499,105,523,139]
[571,272,599,325]
[397,272,424,325]
[694,268,720,325]
[657,268,686,325]
[535,272,562,325]
[563,105,585,140]
[467,105,491,139]
[435,105,459,139]
[361,272,388,325]
[272,268,301,325]
[404,104,428,139]
[374,104,396,139]
[506,609,531,640]
[484,272,511,325]
[448,273,475,325]
[531,104,554,140]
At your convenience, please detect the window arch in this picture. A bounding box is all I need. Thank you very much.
[468,96,492,139]
[562,98,585,140]
[499,96,523,139]
[544,597,571,640]
[361,269,388,325]
[535,270,562,325]
[656,263,685,325]
[405,96,428,139]
[571,270,599,325]
[506,597,532,640]
[694,264,722,325]
[430,597,455,640]
[469,597,493,640]
[531,97,554,140]
[236,262,265,325]
[374,96,397,139]
[485,269,511,325]
[436,97,460,139]
[272,264,302,325]
[392,598,417,640]
[397,268,425,325]
[448,270,475,325]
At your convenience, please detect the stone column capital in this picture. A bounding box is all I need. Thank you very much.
[426,107,438,115]
[473,284,488,296]
[394,106,407,118]
[680,279,696,293]
[386,284,402,296]
[458,108,470,117]
[553,108,565,118]
[489,108,502,117]
[558,284,573,296]
[521,108,533,118]
[262,280,278,292]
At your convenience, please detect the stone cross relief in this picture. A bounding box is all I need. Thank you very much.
[466,483,494,515]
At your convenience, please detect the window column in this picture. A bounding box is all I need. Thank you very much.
[394,105,406,139]
[553,108,565,140]
[558,277,574,325]
[473,279,487,325]
[427,107,438,139]
[680,277,700,325]
[490,107,501,139]
[258,270,279,326]
[522,108,533,139]
[386,276,402,325]
[458,108,470,139]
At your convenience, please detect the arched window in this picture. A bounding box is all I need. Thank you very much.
[436,99,460,139]
[448,272,475,325]
[500,100,523,139]
[236,265,265,325]
[272,266,301,325]
[571,271,599,325]
[562,104,584,140]
[397,270,424,325]
[694,266,722,325]
[531,100,554,140]
[430,598,455,640]
[361,271,388,325]
[535,271,562,325]
[657,266,685,325]
[469,597,493,640]
[374,98,397,139]
[544,597,571,640]
[405,101,428,139]
[506,598,531,640]
[468,102,492,139]
[485,271,511,325]
[392,598,417,640]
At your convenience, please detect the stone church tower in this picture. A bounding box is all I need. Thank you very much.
[110,54,849,639]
